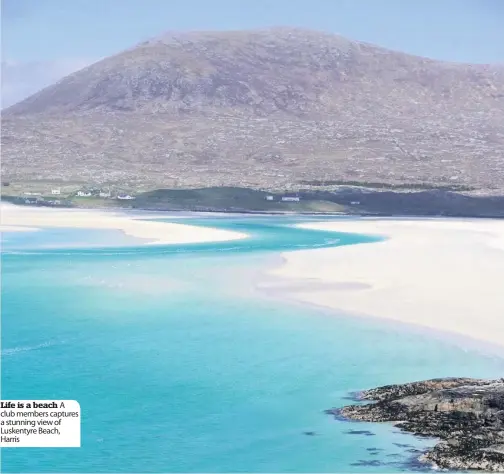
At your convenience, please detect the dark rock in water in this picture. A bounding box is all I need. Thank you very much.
[366,447,383,451]
[350,460,383,467]
[303,431,316,436]
[404,456,436,472]
[328,377,504,472]
[393,442,413,448]
[345,429,376,436]
[325,410,352,422]
[341,391,362,401]
[406,448,423,454]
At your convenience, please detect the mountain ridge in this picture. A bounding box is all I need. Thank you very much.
[2,27,504,193]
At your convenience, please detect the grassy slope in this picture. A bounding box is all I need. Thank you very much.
[133,187,346,212]
[1,186,347,213]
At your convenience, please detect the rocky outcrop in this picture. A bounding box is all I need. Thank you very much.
[328,377,504,472]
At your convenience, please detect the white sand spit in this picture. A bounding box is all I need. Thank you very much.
[0,203,246,245]
[0,225,39,232]
[269,218,504,348]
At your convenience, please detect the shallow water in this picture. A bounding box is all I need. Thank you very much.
[2,215,502,472]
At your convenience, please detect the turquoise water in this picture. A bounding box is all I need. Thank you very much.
[1,226,149,249]
[2,216,503,473]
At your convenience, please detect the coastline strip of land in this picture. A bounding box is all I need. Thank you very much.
[268,218,504,348]
[0,203,246,245]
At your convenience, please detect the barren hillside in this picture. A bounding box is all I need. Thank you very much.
[2,27,504,192]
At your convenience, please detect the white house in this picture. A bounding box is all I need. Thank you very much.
[265,195,274,201]
[77,191,92,197]
[99,190,111,198]
[281,196,300,202]
[51,188,61,195]
[117,194,135,200]
[350,201,361,205]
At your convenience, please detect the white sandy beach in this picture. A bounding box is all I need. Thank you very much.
[0,203,246,245]
[268,218,504,348]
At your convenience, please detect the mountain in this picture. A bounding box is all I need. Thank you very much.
[2,28,504,193]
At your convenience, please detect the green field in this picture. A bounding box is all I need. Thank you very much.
[2,183,347,213]
[133,187,346,213]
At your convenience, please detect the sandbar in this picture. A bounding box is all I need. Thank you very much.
[0,203,246,245]
[268,218,504,348]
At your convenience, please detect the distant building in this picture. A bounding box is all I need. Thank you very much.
[77,191,92,197]
[99,190,111,198]
[51,188,61,195]
[265,195,274,201]
[281,196,300,202]
[350,201,360,205]
[23,192,42,196]
[117,194,135,200]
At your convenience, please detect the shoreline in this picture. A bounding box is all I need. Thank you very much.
[4,205,504,351]
[267,218,504,350]
[332,377,504,472]
[259,280,504,360]
[0,203,247,245]
[0,225,40,232]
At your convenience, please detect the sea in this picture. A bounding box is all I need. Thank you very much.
[2,214,503,473]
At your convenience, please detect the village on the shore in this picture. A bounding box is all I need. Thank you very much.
[3,185,137,207]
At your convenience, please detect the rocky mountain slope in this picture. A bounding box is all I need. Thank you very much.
[330,378,504,471]
[2,28,504,192]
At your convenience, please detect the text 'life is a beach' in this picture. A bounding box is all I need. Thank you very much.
[0,400,80,447]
